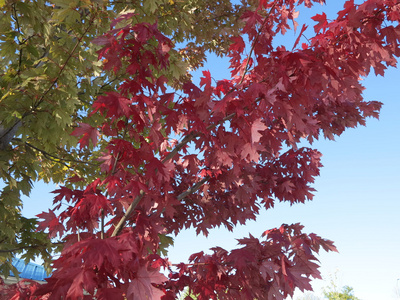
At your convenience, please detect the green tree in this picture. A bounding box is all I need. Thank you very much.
[296,281,360,300]
[323,283,360,300]
[179,288,199,300]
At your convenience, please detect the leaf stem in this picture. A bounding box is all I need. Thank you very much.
[23,141,96,166]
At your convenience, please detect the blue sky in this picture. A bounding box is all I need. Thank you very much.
[20,1,400,299]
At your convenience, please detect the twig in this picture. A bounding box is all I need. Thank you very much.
[0,242,64,254]
[177,176,210,201]
[111,190,144,237]
[12,3,23,74]
[101,209,105,239]
[23,141,95,165]
[239,0,277,85]
[111,152,121,175]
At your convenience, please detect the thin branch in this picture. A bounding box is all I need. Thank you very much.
[239,1,277,85]
[77,76,123,106]
[112,175,210,237]
[0,242,64,254]
[100,76,123,91]
[13,3,24,75]
[100,209,105,239]
[23,141,95,166]
[171,262,208,267]
[177,176,210,201]
[25,142,70,169]
[111,152,121,175]
[11,4,21,35]
[111,190,144,237]
[161,132,198,164]
[12,2,24,75]
[17,48,23,75]
[32,17,96,111]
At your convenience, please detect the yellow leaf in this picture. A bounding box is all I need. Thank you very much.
[0,0,5,7]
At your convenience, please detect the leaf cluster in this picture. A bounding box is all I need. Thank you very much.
[1,0,400,299]
[0,0,249,275]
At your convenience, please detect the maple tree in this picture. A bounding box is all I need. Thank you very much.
[0,0,249,275]
[1,0,400,299]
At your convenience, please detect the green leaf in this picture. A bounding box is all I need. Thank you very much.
[158,234,174,256]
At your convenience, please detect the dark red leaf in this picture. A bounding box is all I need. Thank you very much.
[71,123,99,149]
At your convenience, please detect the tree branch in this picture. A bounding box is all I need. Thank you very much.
[110,112,236,237]
[0,242,64,254]
[100,209,105,239]
[23,141,96,166]
[0,122,22,150]
[111,190,144,237]
[11,3,23,74]
[177,176,210,201]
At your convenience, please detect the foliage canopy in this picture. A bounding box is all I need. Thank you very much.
[1,0,399,299]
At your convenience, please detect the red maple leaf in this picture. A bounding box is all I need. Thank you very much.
[293,24,308,50]
[71,123,99,149]
[126,267,167,300]
[311,12,328,33]
[92,92,131,119]
[200,70,212,88]
[229,36,245,53]
[36,209,64,238]
[66,269,97,299]
[251,119,267,144]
